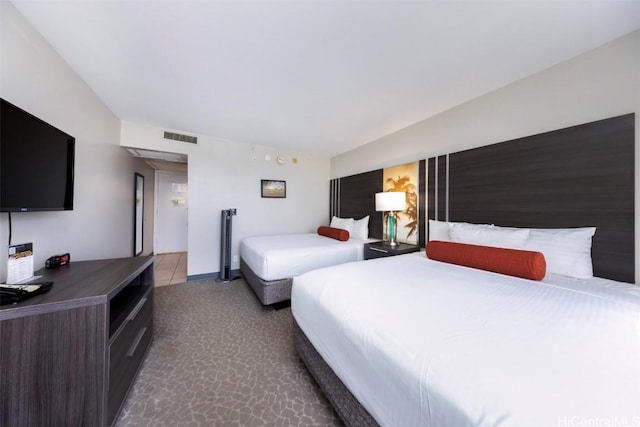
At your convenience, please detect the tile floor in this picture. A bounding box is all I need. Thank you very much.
[154,252,187,287]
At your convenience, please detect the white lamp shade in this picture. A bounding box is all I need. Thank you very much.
[375,192,406,211]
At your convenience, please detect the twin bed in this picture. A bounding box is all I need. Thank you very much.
[240,216,373,305]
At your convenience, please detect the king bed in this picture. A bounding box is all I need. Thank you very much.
[292,114,638,426]
[293,250,640,426]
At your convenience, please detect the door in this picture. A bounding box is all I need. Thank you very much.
[155,171,188,253]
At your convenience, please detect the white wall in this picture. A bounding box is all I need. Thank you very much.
[332,30,640,282]
[0,1,154,282]
[120,122,330,277]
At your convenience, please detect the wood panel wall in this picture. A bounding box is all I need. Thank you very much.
[418,160,426,247]
[331,170,384,238]
[331,160,426,243]
[428,113,635,283]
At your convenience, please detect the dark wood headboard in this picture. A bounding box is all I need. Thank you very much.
[331,169,384,238]
[330,161,427,245]
[428,113,635,283]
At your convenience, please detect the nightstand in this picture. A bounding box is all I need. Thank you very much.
[364,241,421,260]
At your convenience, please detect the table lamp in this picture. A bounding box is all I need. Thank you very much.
[375,192,406,246]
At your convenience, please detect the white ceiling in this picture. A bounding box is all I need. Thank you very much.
[11,1,640,157]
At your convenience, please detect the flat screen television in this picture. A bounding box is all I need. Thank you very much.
[1,98,75,212]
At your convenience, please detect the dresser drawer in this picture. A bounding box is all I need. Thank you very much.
[107,288,153,425]
[365,245,393,259]
[364,242,421,260]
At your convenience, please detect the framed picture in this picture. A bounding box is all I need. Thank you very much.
[261,179,286,198]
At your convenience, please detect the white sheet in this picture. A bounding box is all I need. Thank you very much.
[292,252,640,427]
[240,233,371,281]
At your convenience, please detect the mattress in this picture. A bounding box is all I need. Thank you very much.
[291,252,640,427]
[240,233,371,281]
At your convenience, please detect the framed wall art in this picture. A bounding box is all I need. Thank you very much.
[261,179,286,198]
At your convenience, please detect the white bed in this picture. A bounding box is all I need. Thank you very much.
[292,252,640,426]
[239,232,374,305]
[240,233,371,281]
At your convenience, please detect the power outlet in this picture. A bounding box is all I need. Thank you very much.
[232,255,239,263]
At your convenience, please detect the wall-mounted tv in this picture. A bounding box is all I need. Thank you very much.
[1,98,75,212]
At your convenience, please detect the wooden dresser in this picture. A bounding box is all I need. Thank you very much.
[0,255,155,426]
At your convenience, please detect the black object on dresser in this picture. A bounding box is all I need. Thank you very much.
[364,241,421,260]
[0,255,155,427]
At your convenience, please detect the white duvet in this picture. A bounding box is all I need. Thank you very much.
[240,233,371,281]
[292,252,640,427]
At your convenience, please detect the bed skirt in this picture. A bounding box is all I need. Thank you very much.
[240,258,292,305]
[293,319,379,427]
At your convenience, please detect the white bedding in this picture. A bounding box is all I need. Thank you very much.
[240,233,372,281]
[292,252,640,427]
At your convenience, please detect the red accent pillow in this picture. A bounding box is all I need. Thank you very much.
[318,226,350,242]
[426,240,546,281]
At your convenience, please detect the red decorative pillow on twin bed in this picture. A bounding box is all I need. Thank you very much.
[426,240,546,281]
[317,226,350,241]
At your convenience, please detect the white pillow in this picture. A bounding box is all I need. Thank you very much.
[351,216,369,240]
[523,227,596,279]
[330,216,354,235]
[449,222,529,249]
[428,220,451,241]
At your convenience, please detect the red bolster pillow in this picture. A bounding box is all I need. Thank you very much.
[318,226,350,241]
[426,240,546,281]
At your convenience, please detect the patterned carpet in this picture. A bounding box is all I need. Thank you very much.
[115,279,342,426]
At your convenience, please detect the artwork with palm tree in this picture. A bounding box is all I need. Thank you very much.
[383,162,419,244]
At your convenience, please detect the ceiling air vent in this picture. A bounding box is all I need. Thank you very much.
[164,131,197,144]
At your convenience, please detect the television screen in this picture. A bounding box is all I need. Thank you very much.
[1,98,75,212]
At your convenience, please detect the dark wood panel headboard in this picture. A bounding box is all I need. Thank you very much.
[331,169,384,238]
[428,113,635,283]
[331,160,427,243]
